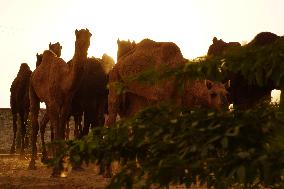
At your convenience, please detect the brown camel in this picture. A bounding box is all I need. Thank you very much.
[39,54,112,162]
[37,42,63,161]
[103,39,229,178]
[106,38,229,125]
[207,33,279,109]
[71,57,109,138]
[10,63,32,155]
[28,29,92,177]
[207,37,241,56]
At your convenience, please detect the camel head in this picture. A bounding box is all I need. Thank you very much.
[205,80,230,110]
[117,39,136,60]
[49,42,62,57]
[75,28,92,55]
[36,53,43,67]
[213,37,218,44]
[102,53,115,73]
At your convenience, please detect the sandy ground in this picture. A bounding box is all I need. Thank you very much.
[0,154,110,189]
[0,155,207,189]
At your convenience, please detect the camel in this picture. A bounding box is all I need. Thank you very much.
[36,42,63,161]
[72,57,109,138]
[207,37,241,56]
[28,29,92,177]
[10,63,32,155]
[102,39,229,178]
[106,38,229,125]
[38,54,111,163]
[207,33,279,109]
[9,42,62,158]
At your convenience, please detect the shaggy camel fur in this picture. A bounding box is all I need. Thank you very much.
[106,38,229,125]
[10,63,32,155]
[29,29,92,177]
[207,33,279,109]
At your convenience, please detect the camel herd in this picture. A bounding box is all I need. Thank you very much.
[15,28,275,177]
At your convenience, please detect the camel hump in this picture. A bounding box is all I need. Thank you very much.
[139,38,156,46]
[43,50,57,57]
[42,50,57,61]
[18,63,32,78]
[249,32,280,46]
[137,39,183,61]
[227,42,241,47]
[20,63,31,71]
[161,42,183,63]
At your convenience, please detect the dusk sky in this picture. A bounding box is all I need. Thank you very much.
[0,0,283,107]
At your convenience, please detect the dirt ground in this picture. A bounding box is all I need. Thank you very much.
[0,154,110,189]
[0,155,208,189]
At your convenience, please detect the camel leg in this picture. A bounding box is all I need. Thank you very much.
[28,86,40,170]
[90,99,113,178]
[48,105,63,177]
[105,88,121,126]
[10,113,17,154]
[51,101,71,177]
[40,113,49,162]
[73,113,83,139]
[105,69,122,127]
[19,112,27,157]
[65,119,70,140]
[59,103,71,140]
[23,111,29,149]
[73,115,79,138]
[82,112,91,136]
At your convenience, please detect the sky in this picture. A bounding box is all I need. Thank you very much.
[0,0,283,108]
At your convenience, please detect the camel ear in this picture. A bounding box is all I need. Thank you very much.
[205,80,213,90]
[36,53,39,56]
[224,80,231,89]
[49,42,51,48]
[117,38,120,44]
[75,29,78,35]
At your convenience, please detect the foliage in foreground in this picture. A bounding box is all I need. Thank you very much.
[49,103,284,189]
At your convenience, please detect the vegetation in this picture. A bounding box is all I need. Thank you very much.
[48,36,284,188]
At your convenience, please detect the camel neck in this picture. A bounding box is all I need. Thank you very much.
[73,49,88,63]
[67,46,87,91]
